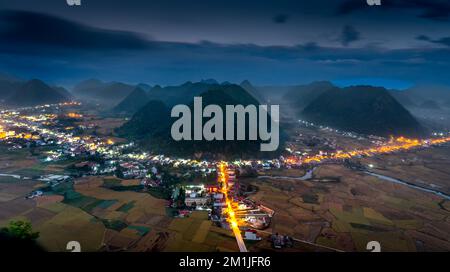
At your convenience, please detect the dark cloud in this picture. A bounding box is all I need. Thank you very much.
[414,0,450,21]
[416,35,430,41]
[338,0,450,21]
[434,37,450,47]
[272,14,289,24]
[340,25,360,46]
[2,36,450,86]
[416,35,450,47]
[0,10,153,51]
[302,42,320,51]
[0,1,448,49]
[0,9,449,86]
[337,0,366,15]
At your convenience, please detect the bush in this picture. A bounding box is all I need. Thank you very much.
[0,220,43,252]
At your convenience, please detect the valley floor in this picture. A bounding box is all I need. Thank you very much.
[1,104,449,252]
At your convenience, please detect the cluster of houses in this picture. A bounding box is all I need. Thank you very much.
[167,166,274,243]
[117,161,148,179]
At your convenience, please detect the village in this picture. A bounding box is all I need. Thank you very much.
[0,102,284,248]
[2,102,450,251]
[169,165,275,246]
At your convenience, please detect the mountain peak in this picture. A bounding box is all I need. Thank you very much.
[6,79,69,106]
[240,80,252,86]
[113,86,150,115]
[283,81,336,109]
[301,85,426,137]
[72,79,134,104]
[200,78,219,85]
[137,83,152,92]
[26,78,47,86]
[118,84,282,159]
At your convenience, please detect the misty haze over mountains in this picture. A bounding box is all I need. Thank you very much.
[0,75,72,107]
[2,72,450,139]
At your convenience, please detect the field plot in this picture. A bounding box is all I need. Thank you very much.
[244,164,450,252]
[0,182,105,251]
[0,146,39,175]
[68,177,238,251]
[165,211,238,252]
[0,172,174,252]
[76,117,127,137]
[359,146,450,194]
[259,168,306,177]
[36,202,106,251]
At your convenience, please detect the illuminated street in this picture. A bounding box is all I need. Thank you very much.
[295,136,450,164]
[2,102,450,252]
[218,162,248,252]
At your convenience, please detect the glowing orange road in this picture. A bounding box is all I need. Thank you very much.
[288,136,450,165]
[218,162,248,252]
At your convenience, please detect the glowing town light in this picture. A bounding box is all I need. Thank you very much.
[217,162,248,252]
[297,136,450,165]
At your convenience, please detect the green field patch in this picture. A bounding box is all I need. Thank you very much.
[102,177,122,187]
[116,201,136,212]
[301,193,319,204]
[350,223,386,232]
[63,190,98,210]
[0,176,21,183]
[54,182,115,213]
[106,185,144,192]
[12,164,47,176]
[148,187,171,199]
[96,199,118,209]
[52,158,83,167]
[165,207,179,217]
[362,207,393,226]
[392,219,422,230]
[381,195,415,209]
[101,219,128,232]
[83,199,118,212]
[330,208,371,225]
[128,225,150,236]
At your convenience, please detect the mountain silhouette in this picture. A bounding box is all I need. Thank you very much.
[5,79,69,106]
[118,84,283,158]
[301,86,426,137]
[113,87,150,115]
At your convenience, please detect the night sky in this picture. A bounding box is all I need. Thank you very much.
[0,0,449,87]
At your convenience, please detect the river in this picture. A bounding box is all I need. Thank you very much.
[258,168,450,201]
[365,172,450,201]
[0,173,22,179]
[258,167,317,181]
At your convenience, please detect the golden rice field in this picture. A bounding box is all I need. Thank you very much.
[245,163,450,252]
